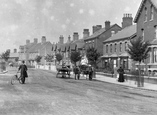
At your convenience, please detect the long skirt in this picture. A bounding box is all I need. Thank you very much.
[118,73,124,82]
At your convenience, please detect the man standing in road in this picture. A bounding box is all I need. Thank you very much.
[18,60,28,84]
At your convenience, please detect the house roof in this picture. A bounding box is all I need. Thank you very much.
[27,42,52,53]
[84,24,121,41]
[134,0,157,23]
[104,25,136,43]
[76,42,85,49]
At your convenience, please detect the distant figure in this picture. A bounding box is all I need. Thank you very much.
[88,66,93,80]
[117,66,124,82]
[73,66,80,80]
[18,61,28,84]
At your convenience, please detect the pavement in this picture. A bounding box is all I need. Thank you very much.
[93,74,157,91]
[1,66,157,91]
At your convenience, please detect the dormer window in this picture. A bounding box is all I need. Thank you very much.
[150,5,154,20]
[144,7,147,22]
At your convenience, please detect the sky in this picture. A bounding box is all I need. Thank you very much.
[0,0,141,53]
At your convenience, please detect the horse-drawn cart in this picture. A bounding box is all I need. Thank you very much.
[56,66,72,78]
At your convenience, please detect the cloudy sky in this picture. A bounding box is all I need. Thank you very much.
[0,0,141,53]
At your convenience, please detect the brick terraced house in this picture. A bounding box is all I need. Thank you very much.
[134,0,157,75]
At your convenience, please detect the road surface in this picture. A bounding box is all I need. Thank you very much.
[0,68,157,115]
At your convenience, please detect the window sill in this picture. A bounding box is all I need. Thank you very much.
[150,19,153,22]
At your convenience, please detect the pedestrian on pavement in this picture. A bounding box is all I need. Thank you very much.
[88,65,93,81]
[73,65,80,80]
[18,60,28,84]
[117,66,124,82]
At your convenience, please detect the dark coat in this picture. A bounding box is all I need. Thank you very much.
[18,64,28,78]
[117,67,124,82]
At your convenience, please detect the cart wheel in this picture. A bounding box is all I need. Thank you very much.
[19,77,23,84]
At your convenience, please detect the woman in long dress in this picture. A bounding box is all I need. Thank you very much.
[117,66,124,82]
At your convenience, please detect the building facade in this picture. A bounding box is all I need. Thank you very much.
[134,0,157,73]
[19,36,53,66]
[84,21,122,68]
[102,14,136,70]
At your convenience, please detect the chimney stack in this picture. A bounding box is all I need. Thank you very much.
[14,49,17,53]
[105,21,110,30]
[67,35,71,42]
[19,46,24,53]
[26,39,30,45]
[73,32,79,41]
[92,26,97,34]
[59,35,64,44]
[34,38,38,44]
[96,25,102,30]
[83,29,90,38]
[41,36,46,43]
[122,14,133,28]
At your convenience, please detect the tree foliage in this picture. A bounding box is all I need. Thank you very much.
[70,51,82,66]
[0,49,10,62]
[34,55,42,64]
[127,37,150,87]
[15,57,19,62]
[127,37,150,63]
[86,47,101,67]
[45,54,54,62]
[55,53,63,63]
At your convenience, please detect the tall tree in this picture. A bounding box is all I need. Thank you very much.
[127,37,150,87]
[35,55,42,64]
[70,51,82,66]
[86,47,101,68]
[86,47,101,77]
[55,53,63,64]
[45,54,54,62]
[0,49,10,62]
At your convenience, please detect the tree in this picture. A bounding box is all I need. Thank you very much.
[70,51,82,66]
[86,47,101,78]
[55,53,63,64]
[86,47,101,68]
[34,55,42,64]
[44,54,54,62]
[15,57,19,62]
[127,37,150,87]
[0,49,10,62]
